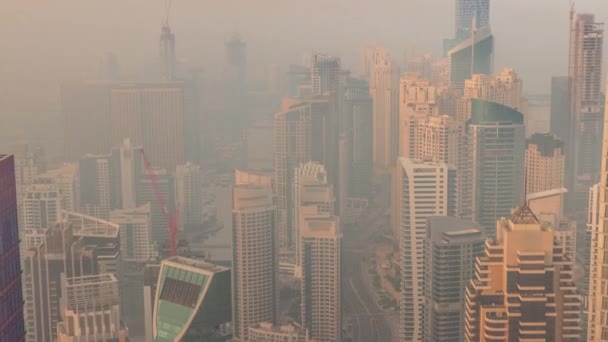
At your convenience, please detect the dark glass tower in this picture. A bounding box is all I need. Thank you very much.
[0,154,26,341]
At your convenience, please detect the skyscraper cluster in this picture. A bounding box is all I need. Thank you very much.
[3,1,607,342]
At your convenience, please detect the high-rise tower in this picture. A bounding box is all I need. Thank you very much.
[525,133,565,194]
[393,158,456,341]
[274,97,332,251]
[424,216,484,342]
[152,257,231,341]
[293,162,334,270]
[300,214,341,342]
[160,25,176,81]
[0,155,26,342]
[455,0,490,40]
[568,14,604,203]
[369,48,399,175]
[587,75,608,342]
[466,100,525,235]
[232,170,278,341]
[57,274,128,342]
[175,162,204,229]
[464,204,581,341]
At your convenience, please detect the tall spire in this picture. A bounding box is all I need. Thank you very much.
[160,25,176,81]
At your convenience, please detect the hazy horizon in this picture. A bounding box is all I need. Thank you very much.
[1,0,607,150]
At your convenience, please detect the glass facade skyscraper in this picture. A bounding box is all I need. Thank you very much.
[0,154,26,341]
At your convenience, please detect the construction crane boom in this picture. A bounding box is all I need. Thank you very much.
[139,149,180,257]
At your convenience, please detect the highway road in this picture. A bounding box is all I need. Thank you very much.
[342,200,395,342]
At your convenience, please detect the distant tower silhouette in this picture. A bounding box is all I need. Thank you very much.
[98,52,119,81]
[160,25,176,81]
[225,34,246,81]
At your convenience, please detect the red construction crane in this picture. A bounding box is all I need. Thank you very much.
[139,149,180,257]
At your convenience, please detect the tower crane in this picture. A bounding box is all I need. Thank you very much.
[140,149,180,257]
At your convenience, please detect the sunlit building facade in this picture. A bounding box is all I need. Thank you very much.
[464,204,581,341]
[394,158,456,341]
[232,170,278,341]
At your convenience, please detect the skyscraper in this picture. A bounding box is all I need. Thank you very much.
[110,82,200,169]
[294,162,334,270]
[423,216,484,342]
[399,72,438,117]
[79,154,111,220]
[175,162,204,230]
[464,204,581,341]
[41,163,79,212]
[570,14,604,185]
[64,81,200,167]
[110,138,144,210]
[550,76,571,143]
[231,170,278,341]
[457,68,525,125]
[62,82,112,160]
[466,99,525,234]
[369,48,399,175]
[300,215,341,342]
[152,257,232,341]
[98,52,120,81]
[587,76,608,342]
[110,204,155,335]
[274,97,332,251]
[22,178,62,247]
[393,158,456,341]
[160,25,176,81]
[111,203,154,261]
[447,26,494,90]
[22,213,120,342]
[525,133,565,194]
[310,54,341,96]
[455,0,490,40]
[0,155,26,342]
[344,77,374,199]
[56,274,128,342]
[224,34,248,135]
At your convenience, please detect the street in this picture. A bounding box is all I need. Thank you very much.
[342,191,396,342]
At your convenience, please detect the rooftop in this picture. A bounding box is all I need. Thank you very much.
[468,99,524,126]
[526,133,564,156]
[426,216,484,242]
[527,188,568,201]
[163,256,229,274]
[510,203,540,225]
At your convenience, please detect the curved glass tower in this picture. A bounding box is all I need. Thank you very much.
[153,257,231,342]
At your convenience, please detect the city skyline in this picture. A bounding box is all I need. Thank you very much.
[1,1,606,342]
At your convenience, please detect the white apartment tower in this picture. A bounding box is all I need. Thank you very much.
[232,170,278,342]
[587,73,608,341]
[300,215,341,342]
[393,157,456,341]
[175,162,204,228]
[22,178,62,248]
[110,203,155,261]
[56,274,128,342]
[42,163,79,212]
[294,162,334,270]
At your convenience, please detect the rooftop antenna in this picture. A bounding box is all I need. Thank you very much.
[470,14,477,77]
[164,0,174,26]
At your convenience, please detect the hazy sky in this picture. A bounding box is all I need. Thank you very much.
[1,0,606,116]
